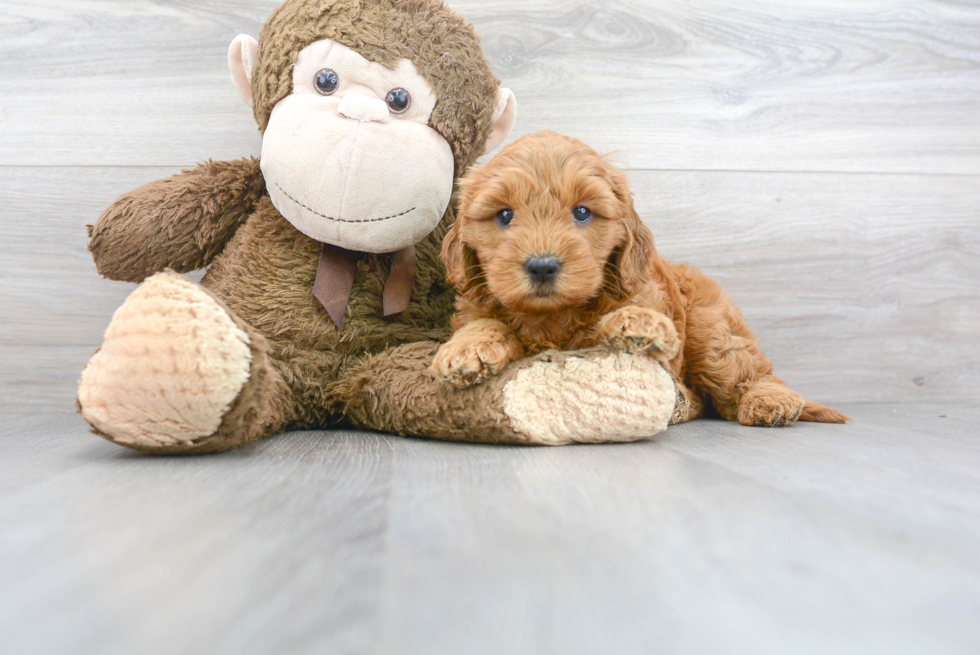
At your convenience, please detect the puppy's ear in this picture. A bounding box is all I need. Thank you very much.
[441,216,470,291]
[615,207,657,298]
[443,172,486,293]
[606,167,657,299]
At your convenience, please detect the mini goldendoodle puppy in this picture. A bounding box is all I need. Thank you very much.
[431,130,848,427]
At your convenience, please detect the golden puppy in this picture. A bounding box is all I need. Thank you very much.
[431,131,848,427]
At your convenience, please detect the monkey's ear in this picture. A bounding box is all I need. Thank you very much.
[228,34,259,107]
[483,89,517,155]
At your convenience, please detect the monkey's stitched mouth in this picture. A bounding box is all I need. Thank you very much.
[276,183,416,224]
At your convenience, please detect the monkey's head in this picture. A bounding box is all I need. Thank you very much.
[228,0,517,254]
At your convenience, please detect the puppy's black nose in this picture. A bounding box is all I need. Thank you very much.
[525,256,561,284]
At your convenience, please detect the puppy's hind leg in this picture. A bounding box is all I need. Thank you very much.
[734,377,807,427]
[682,270,809,427]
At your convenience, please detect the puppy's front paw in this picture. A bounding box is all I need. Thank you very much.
[596,306,680,360]
[430,332,522,389]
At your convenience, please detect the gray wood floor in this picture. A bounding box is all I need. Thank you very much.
[1,404,978,655]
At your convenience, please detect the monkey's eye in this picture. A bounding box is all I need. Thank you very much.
[572,206,593,224]
[495,208,514,227]
[314,69,339,95]
[386,88,411,114]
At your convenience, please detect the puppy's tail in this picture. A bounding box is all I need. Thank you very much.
[799,400,851,424]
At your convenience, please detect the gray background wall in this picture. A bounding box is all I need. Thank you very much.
[1,0,978,410]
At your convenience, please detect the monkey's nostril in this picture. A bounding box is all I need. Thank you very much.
[337,93,389,123]
[525,256,561,285]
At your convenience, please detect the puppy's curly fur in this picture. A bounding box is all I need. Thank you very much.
[432,131,849,427]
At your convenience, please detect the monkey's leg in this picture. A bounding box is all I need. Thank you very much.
[77,272,295,454]
[331,343,677,445]
[670,380,705,425]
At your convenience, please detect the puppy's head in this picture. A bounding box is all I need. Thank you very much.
[443,131,656,313]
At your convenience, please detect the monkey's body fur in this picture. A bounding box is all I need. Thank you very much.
[77,0,679,452]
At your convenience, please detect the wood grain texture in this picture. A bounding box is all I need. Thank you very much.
[639,170,980,403]
[1,404,978,654]
[0,0,269,166]
[1,166,977,409]
[0,0,979,171]
[0,0,978,406]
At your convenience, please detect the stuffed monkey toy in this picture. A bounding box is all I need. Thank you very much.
[77,0,677,453]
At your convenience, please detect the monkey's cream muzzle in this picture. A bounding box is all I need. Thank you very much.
[258,39,454,253]
[261,92,454,253]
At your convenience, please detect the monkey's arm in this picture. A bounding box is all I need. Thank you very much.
[88,157,265,282]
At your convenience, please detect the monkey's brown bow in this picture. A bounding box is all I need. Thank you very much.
[312,243,416,328]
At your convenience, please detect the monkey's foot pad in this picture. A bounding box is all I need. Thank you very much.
[78,272,253,449]
[501,351,676,445]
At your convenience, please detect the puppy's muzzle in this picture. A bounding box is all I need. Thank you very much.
[525,255,561,285]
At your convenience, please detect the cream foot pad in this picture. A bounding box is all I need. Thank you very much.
[78,272,252,448]
[501,351,675,445]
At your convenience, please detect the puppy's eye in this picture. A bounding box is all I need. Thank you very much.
[495,208,514,227]
[314,69,340,95]
[572,206,593,224]
[386,88,411,113]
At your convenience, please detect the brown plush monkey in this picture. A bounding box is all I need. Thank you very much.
[77,0,677,453]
